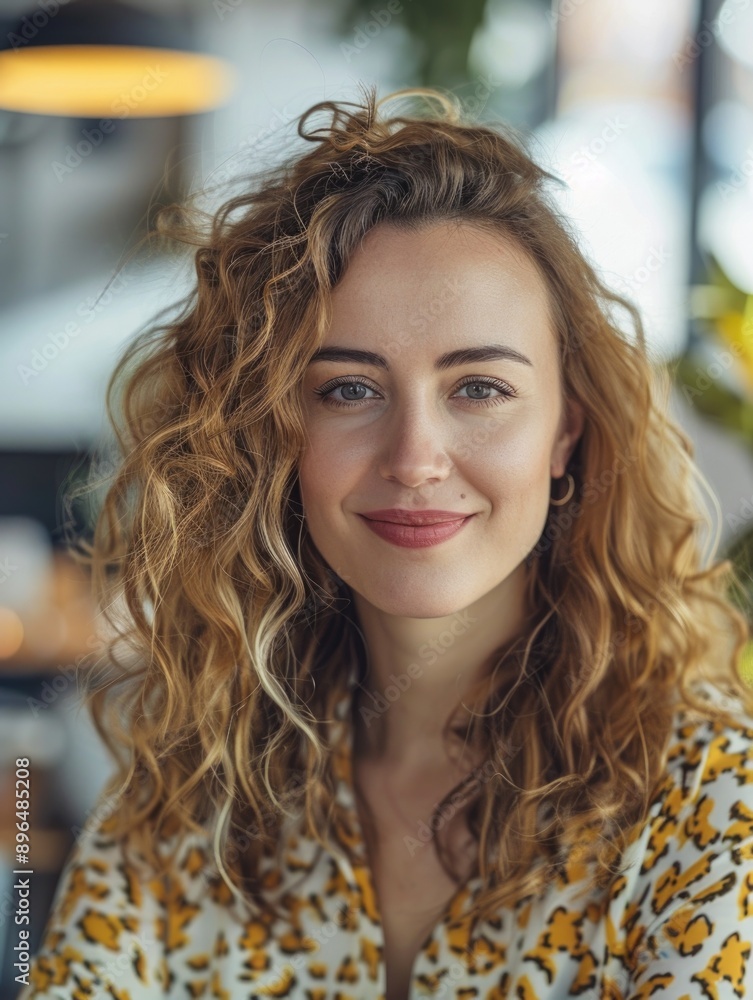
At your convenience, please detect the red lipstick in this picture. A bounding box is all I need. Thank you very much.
[357,511,475,548]
[360,508,473,525]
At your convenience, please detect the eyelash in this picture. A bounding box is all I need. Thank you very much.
[312,375,518,409]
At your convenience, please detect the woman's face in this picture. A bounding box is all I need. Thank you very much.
[297,220,584,619]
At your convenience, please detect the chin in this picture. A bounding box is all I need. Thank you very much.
[353,586,475,621]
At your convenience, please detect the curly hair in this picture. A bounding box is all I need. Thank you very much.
[68,81,753,929]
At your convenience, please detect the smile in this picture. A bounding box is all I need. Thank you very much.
[357,514,475,548]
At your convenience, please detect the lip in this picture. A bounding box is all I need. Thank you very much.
[360,508,474,525]
[357,513,475,549]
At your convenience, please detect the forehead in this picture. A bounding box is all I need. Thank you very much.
[328,220,554,351]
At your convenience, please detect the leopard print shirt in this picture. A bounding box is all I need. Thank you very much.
[17,664,753,999]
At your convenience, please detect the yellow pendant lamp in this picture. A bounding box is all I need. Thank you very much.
[0,0,237,118]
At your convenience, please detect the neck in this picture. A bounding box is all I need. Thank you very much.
[349,561,532,770]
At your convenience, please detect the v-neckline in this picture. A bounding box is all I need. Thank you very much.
[328,664,484,998]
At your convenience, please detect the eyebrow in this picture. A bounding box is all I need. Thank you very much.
[306,343,534,370]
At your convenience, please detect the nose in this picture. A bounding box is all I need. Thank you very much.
[377,401,453,488]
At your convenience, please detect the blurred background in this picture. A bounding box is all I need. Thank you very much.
[1,0,753,991]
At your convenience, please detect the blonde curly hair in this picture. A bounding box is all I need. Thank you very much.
[68,82,753,927]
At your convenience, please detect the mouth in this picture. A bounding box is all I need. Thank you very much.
[357,513,475,549]
[359,510,474,526]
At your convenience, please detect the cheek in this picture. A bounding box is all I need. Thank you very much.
[297,433,359,511]
[464,423,552,493]
[303,418,373,470]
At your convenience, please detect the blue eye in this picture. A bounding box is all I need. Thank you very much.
[312,376,517,409]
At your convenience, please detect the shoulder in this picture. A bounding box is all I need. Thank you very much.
[631,705,753,924]
[19,798,218,999]
[659,705,753,816]
[75,804,229,913]
[608,708,753,996]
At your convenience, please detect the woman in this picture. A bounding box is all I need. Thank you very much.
[19,85,753,1000]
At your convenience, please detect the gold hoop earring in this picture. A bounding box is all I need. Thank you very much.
[550,472,575,506]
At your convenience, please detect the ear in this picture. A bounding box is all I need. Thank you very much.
[551,397,585,478]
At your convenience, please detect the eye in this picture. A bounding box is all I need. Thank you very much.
[454,377,518,407]
[312,376,379,408]
[312,375,518,409]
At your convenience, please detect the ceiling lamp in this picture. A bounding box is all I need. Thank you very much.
[0,0,237,117]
